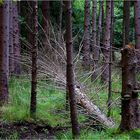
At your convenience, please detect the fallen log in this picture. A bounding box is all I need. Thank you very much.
[75,86,115,128]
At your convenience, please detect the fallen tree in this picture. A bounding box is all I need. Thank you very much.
[75,87,114,127]
[21,26,115,128]
[22,51,114,128]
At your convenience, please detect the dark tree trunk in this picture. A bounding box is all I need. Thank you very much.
[107,0,114,117]
[91,0,97,80]
[120,46,140,131]
[30,0,38,118]
[101,1,104,47]
[0,0,9,106]
[64,1,80,138]
[111,1,115,62]
[97,0,103,53]
[135,0,140,49]
[9,1,14,75]
[83,0,90,70]
[101,0,112,83]
[123,0,130,48]
[13,2,21,75]
[42,0,50,50]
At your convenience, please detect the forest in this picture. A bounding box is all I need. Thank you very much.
[0,0,140,139]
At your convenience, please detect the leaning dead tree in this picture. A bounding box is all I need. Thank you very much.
[35,51,115,128]
[120,46,140,131]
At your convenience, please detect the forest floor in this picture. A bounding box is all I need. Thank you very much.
[0,76,140,139]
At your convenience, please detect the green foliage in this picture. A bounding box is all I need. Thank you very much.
[0,77,85,127]
[0,71,139,139]
[0,0,3,5]
[0,77,63,125]
[56,128,140,140]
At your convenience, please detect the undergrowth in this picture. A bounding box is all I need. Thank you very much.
[0,74,139,139]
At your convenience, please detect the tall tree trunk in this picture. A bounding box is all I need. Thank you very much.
[13,2,21,75]
[30,0,38,118]
[83,0,90,70]
[0,0,9,106]
[65,1,80,138]
[134,0,140,50]
[9,1,14,75]
[91,0,97,80]
[96,0,103,55]
[101,1,104,47]
[123,0,130,48]
[42,1,50,50]
[107,0,114,117]
[101,0,112,83]
[120,46,140,131]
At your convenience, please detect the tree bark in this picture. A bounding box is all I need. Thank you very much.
[101,1,104,48]
[65,1,80,138]
[30,0,38,118]
[123,0,130,48]
[75,87,114,128]
[134,0,140,71]
[13,1,21,75]
[83,0,90,70]
[107,0,114,117]
[0,0,9,106]
[96,0,103,56]
[9,1,14,75]
[101,0,112,83]
[91,0,98,80]
[120,46,140,131]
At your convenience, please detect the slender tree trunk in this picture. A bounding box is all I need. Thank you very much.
[101,1,104,58]
[83,0,90,70]
[0,0,9,106]
[101,1,105,46]
[107,0,114,117]
[65,1,80,138]
[134,0,140,49]
[13,2,21,75]
[97,0,103,54]
[42,1,50,50]
[9,1,14,75]
[120,47,140,131]
[134,0,140,71]
[123,0,130,48]
[101,0,112,83]
[91,0,97,80]
[30,0,38,118]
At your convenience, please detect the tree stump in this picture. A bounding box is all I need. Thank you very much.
[120,46,140,131]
